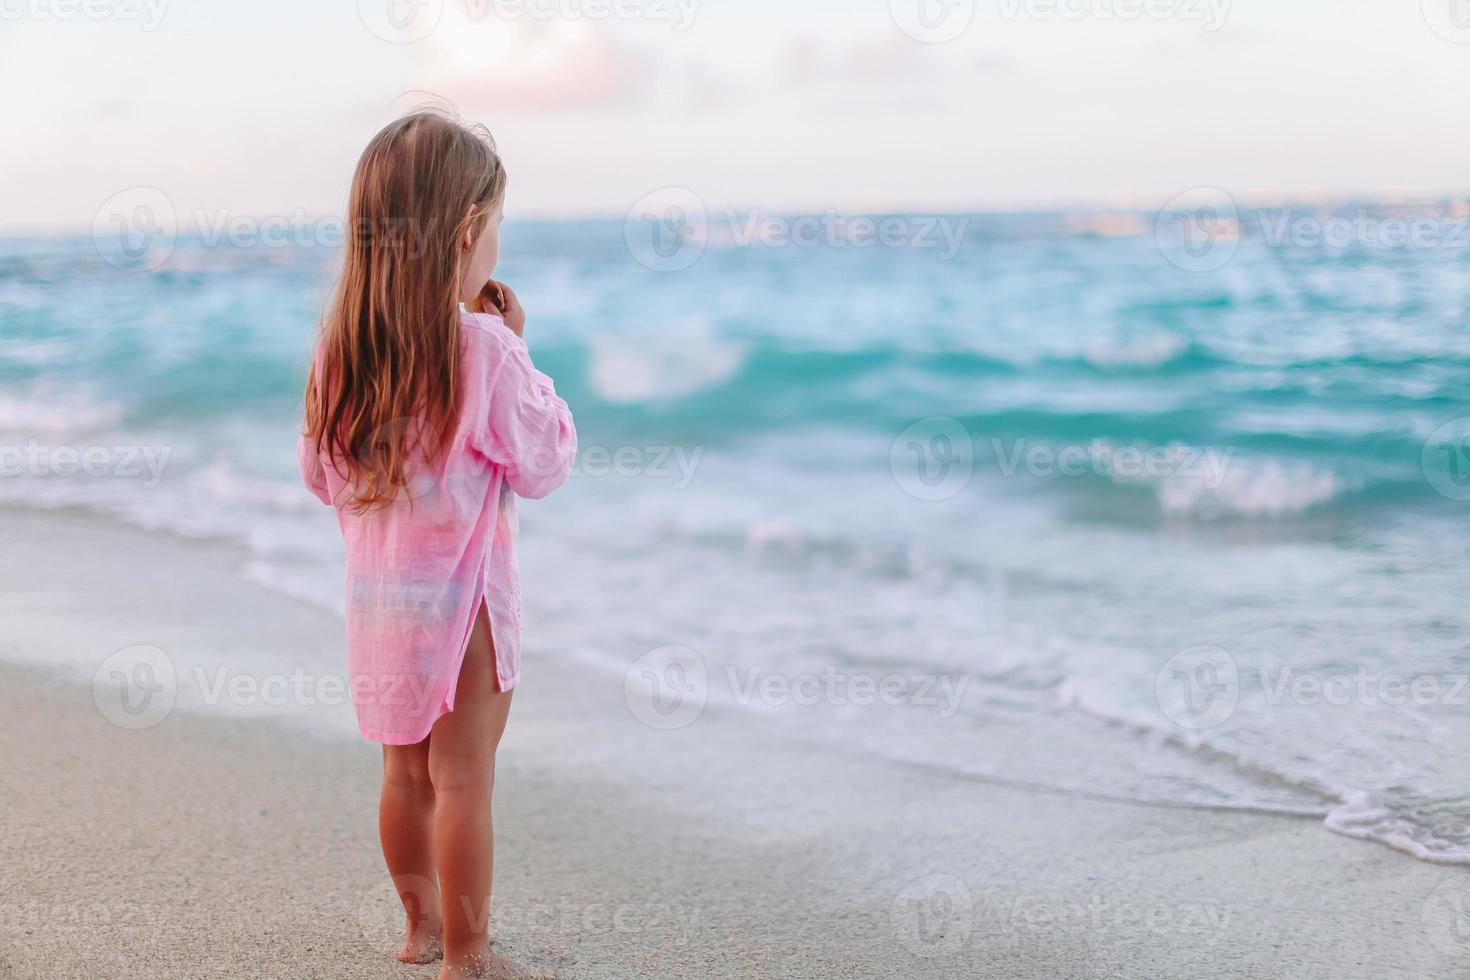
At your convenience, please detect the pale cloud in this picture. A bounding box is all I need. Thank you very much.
[416,15,652,112]
[774,36,955,116]
[2,0,1470,228]
[780,35,940,87]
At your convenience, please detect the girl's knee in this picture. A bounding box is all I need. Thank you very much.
[428,751,496,795]
[383,746,434,795]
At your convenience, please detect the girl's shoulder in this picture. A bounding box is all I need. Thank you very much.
[459,308,525,354]
[460,306,507,336]
[458,309,530,398]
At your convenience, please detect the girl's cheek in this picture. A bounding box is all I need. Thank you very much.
[477,229,500,279]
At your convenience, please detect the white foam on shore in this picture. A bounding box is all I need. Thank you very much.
[1063,672,1470,867]
[1325,792,1470,866]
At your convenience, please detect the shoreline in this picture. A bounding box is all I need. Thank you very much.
[2,505,1467,978]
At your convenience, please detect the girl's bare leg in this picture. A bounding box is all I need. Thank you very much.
[430,603,525,978]
[380,739,443,963]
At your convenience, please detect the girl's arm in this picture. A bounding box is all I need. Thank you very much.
[474,327,577,500]
[298,432,333,505]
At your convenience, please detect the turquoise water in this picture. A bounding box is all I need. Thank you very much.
[3,212,1469,862]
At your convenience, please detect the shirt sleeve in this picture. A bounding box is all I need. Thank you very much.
[298,432,333,506]
[473,330,578,500]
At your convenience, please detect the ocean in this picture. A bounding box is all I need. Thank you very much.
[3,206,1469,864]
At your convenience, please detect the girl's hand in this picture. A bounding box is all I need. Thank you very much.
[474,280,525,339]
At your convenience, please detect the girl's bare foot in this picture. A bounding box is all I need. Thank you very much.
[399,917,444,965]
[399,928,443,963]
[438,947,549,979]
[407,925,496,962]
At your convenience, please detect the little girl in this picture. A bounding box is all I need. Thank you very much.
[298,111,576,979]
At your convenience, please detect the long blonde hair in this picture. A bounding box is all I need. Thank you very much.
[305,110,507,512]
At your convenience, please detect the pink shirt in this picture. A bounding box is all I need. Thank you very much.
[298,310,577,744]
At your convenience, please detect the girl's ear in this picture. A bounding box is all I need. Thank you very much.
[462,205,478,252]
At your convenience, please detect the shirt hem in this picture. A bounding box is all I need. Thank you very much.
[358,669,519,746]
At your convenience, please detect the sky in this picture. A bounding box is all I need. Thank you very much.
[2,0,1470,230]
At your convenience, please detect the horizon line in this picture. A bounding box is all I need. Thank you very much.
[7,188,1470,238]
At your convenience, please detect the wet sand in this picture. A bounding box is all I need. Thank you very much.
[0,507,1464,978]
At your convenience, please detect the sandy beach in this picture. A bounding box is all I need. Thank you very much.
[1,505,1466,979]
